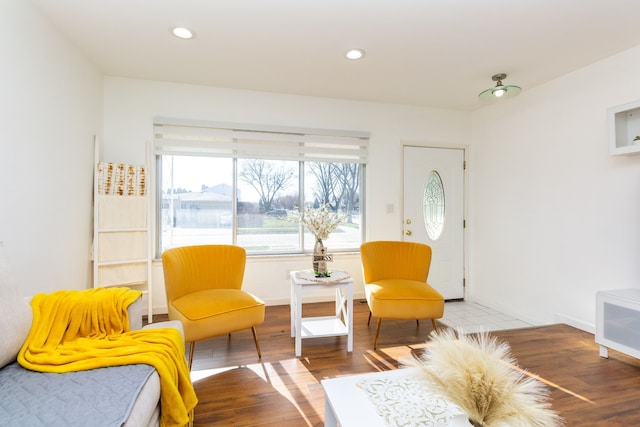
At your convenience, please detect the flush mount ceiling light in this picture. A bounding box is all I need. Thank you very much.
[478,73,521,101]
[345,48,365,60]
[171,27,195,40]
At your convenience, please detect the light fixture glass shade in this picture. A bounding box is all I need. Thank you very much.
[479,84,521,101]
[479,73,521,102]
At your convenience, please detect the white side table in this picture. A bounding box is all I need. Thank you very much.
[290,270,354,357]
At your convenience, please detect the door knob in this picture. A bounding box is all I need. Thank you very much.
[405,230,412,236]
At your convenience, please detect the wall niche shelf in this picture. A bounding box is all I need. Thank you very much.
[608,100,640,155]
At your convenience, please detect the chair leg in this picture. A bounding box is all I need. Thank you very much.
[188,341,195,371]
[431,318,439,333]
[367,311,372,326]
[251,326,262,358]
[374,318,382,350]
[416,319,420,327]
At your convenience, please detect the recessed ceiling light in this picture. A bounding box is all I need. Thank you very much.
[171,27,195,40]
[345,48,365,60]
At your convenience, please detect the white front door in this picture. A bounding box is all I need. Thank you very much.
[403,146,464,300]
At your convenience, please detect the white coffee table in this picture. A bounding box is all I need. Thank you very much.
[321,368,472,427]
[290,270,353,357]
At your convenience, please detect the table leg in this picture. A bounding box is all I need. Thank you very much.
[347,281,353,353]
[295,282,302,357]
[324,393,338,427]
[290,275,295,338]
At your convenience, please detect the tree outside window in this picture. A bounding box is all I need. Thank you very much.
[159,155,362,256]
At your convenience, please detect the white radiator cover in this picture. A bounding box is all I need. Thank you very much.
[596,288,640,359]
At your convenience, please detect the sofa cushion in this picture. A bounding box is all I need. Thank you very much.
[0,242,33,368]
[0,361,156,426]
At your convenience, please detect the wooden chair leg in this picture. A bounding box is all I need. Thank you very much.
[251,326,262,358]
[188,341,195,371]
[374,318,382,350]
[367,311,372,326]
[431,318,439,333]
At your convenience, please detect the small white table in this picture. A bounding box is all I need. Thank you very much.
[290,270,354,357]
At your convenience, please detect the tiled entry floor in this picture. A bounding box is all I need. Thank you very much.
[439,300,532,333]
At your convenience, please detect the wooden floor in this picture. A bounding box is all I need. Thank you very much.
[151,301,640,426]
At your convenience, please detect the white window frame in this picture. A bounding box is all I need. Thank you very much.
[153,118,368,257]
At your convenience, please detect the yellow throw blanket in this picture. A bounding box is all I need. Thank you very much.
[18,287,198,427]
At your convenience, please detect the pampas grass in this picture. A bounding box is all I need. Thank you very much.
[411,329,563,427]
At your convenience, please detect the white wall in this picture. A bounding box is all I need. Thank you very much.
[0,1,102,296]
[470,46,640,332]
[103,78,471,311]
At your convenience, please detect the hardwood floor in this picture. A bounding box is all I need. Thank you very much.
[150,301,640,426]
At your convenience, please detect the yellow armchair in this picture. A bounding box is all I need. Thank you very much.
[161,245,265,369]
[360,241,444,349]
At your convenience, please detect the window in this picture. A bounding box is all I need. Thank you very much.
[423,170,445,240]
[154,118,368,256]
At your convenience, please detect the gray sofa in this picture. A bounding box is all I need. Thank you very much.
[0,242,183,426]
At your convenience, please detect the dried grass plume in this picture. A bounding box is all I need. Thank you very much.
[411,329,563,427]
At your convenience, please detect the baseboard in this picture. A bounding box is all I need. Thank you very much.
[555,313,595,334]
[264,291,367,307]
[149,291,367,316]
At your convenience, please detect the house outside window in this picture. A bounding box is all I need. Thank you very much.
[154,119,368,257]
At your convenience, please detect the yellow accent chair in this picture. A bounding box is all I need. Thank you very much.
[161,244,265,369]
[360,240,444,350]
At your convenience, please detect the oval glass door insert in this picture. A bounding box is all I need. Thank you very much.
[423,170,445,240]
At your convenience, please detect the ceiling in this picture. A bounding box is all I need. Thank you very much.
[33,0,640,111]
